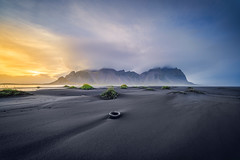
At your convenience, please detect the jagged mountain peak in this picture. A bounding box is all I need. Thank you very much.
[51,67,193,85]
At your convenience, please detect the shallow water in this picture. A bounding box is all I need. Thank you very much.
[0,84,111,91]
[0,85,65,91]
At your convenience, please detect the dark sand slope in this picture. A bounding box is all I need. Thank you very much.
[0,87,240,160]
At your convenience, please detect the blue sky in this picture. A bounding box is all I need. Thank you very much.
[0,0,240,85]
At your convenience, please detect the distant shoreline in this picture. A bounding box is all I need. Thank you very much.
[0,83,49,85]
[1,84,240,88]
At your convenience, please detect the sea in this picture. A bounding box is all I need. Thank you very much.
[0,84,66,91]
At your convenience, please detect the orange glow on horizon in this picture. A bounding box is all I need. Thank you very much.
[0,19,85,83]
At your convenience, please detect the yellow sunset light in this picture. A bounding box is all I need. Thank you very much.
[0,19,72,82]
[27,70,46,76]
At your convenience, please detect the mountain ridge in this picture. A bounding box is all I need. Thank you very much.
[51,67,193,85]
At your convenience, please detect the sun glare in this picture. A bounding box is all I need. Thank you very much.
[27,70,46,76]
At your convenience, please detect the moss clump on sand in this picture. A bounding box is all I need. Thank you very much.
[68,86,77,89]
[64,85,69,88]
[100,87,119,100]
[145,88,155,91]
[80,84,94,90]
[132,86,139,88]
[120,84,128,89]
[162,86,171,90]
[139,86,147,89]
[168,91,187,95]
[186,88,204,94]
[0,89,30,97]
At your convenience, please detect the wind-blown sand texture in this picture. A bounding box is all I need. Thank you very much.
[0,87,240,160]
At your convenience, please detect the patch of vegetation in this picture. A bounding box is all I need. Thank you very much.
[68,86,77,89]
[100,87,119,100]
[80,84,94,90]
[120,84,128,89]
[0,89,30,97]
[186,88,204,94]
[64,85,69,88]
[145,88,155,91]
[162,86,171,90]
[139,86,147,89]
[36,86,40,89]
[168,91,187,95]
[132,86,139,88]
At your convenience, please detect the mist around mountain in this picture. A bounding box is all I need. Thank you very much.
[51,67,193,85]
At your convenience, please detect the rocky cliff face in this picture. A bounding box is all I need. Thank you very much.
[51,67,193,85]
[140,68,189,84]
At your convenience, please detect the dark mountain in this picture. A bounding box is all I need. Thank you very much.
[140,68,189,84]
[51,67,193,85]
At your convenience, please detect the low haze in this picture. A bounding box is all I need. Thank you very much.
[0,0,239,85]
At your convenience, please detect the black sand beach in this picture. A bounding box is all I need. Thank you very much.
[0,87,240,160]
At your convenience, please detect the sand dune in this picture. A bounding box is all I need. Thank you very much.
[0,87,240,160]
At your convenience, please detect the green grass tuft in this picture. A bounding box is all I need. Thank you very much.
[68,86,77,89]
[132,86,139,88]
[168,91,187,95]
[0,89,30,97]
[139,86,147,89]
[186,88,204,94]
[120,84,128,89]
[162,86,171,90]
[100,87,119,100]
[145,88,155,91]
[80,84,94,90]
[64,85,69,88]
